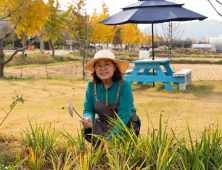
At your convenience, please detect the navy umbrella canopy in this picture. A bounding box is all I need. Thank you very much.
[100,0,207,25]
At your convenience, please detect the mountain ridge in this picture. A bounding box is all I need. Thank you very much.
[140,19,222,42]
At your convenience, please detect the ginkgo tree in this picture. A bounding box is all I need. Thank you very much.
[0,0,51,77]
[66,0,88,79]
[90,3,116,51]
[120,24,140,52]
[113,26,123,51]
[89,9,100,53]
[97,3,116,48]
[44,0,70,57]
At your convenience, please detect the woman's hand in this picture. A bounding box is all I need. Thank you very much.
[79,118,93,129]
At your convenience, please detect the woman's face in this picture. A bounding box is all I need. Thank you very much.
[94,59,116,81]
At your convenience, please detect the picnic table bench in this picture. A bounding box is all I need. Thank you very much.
[123,59,192,90]
[173,69,192,90]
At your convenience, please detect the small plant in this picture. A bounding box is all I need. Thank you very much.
[0,95,24,126]
[23,119,61,170]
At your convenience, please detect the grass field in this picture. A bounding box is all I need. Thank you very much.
[1,78,222,140]
[1,51,222,169]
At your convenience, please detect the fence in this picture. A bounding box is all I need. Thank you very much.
[4,63,93,80]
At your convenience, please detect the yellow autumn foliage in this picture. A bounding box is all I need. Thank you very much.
[0,0,50,38]
[120,24,140,46]
[90,3,116,45]
[44,0,70,45]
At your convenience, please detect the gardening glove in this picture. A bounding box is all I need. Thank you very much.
[79,118,93,129]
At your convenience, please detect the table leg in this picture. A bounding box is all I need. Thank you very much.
[129,68,140,85]
[163,62,173,75]
[163,62,178,85]
[137,69,150,84]
[155,68,173,90]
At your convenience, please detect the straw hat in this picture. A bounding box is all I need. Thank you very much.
[83,50,129,73]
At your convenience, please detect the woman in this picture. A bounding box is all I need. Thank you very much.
[79,50,141,146]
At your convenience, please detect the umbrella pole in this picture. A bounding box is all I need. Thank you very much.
[152,22,155,87]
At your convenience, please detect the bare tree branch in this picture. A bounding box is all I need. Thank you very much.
[0,2,24,20]
[216,0,222,5]
[4,28,54,65]
[0,16,21,41]
[207,0,222,17]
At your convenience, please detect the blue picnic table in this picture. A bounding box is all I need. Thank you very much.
[123,59,187,90]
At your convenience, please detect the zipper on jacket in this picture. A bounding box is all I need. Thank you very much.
[106,89,108,106]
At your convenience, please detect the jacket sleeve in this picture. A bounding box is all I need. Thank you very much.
[109,80,133,141]
[83,81,95,122]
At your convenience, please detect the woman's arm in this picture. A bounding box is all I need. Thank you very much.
[83,82,95,122]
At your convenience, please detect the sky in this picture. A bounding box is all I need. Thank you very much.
[59,0,222,29]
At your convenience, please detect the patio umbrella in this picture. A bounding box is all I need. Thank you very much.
[100,0,207,86]
[100,0,207,60]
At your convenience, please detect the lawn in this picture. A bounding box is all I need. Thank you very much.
[1,78,221,140]
[1,78,222,169]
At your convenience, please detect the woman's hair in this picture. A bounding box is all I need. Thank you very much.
[91,63,123,83]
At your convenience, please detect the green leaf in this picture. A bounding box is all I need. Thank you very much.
[19,98,24,103]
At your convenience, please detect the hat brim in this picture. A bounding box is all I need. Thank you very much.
[84,58,129,73]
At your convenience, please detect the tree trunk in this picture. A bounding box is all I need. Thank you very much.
[40,36,44,51]
[121,43,122,52]
[82,43,85,79]
[0,40,4,77]
[20,31,26,58]
[94,42,96,54]
[52,43,55,57]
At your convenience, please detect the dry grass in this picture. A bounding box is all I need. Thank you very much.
[4,52,80,67]
[0,78,222,141]
[4,63,222,81]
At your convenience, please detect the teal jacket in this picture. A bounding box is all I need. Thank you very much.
[83,79,141,140]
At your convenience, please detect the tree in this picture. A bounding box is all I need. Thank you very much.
[67,0,88,79]
[139,32,145,45]
[156,21,185,58]
[89,3,116,51]
[208,0,222,17]
[121,24,140,52]
[192,38,196,44]
[113,26,123,51]
[185,38,191,41]
[44,0,70,57]
[0,0,51,77]
[89,9,100,53]
[97,3,116,47]
[0,25,18,48]
[10,0,50,58]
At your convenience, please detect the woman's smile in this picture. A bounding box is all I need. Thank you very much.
[100,72,108,76]
[95,59,116,82]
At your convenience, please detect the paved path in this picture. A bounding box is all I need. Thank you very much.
[4,50,71,55]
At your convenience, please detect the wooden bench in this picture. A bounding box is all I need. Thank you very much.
[173,69,192,90]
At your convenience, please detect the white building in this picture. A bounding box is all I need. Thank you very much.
[205,35,222,53]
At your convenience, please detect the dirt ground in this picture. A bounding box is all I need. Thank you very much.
[4,63,222,81]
